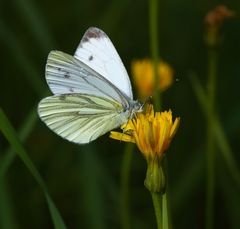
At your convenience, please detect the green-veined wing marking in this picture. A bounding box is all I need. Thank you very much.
[46,51,129,108]
[38,94,129,144]
[38,27,143,144]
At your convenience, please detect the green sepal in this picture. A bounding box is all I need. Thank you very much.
[144,157,166,194]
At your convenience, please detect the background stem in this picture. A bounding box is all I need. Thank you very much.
[206,48,218,229]
[120,143,134,229]
[149,0,161,111]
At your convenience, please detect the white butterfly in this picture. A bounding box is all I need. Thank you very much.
[38,27,142,144]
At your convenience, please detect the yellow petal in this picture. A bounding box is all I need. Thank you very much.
[109,131,135,143]
[110,104,180,161]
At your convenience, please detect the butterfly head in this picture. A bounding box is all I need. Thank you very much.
[129,100,143,119]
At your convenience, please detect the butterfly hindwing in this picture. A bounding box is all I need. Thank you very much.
[38,94,129,144]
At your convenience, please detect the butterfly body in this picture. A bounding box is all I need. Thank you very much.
[38,27,142,144]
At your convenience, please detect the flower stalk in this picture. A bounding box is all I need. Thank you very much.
[151,192,163,229]
[204,6,234,229]
[110,105,179,229]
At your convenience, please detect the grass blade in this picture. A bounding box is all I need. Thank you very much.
[77,145,108,229]
[0,108,66,229]
[120,143,134,229]
[189,73,240,190]
[0,178,18,229]
[0,106,38,177]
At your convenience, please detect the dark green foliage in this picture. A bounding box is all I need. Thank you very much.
[0,0,240,228]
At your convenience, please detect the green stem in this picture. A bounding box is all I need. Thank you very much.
[149,0,161,111]
[206,124,215,229]
[190,73,240,192]
[206,48,218,229]
[162,193,169,229]
[162,160,171,229]
[120,143,134,229]
[151,192,163,229]
[207,49,217,109]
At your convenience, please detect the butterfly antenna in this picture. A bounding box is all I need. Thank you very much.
[142,96,153,109]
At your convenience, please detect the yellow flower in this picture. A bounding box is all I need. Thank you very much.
[131,60,174,100]
[110,105,180,161]
[110,105,180,193]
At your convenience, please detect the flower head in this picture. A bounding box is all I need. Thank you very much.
[110,105,180,161]
[110,105,180,192]
[205,5,235,28]
[131,60,173,100]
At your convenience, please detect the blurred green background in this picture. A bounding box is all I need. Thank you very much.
[1,0,240,228]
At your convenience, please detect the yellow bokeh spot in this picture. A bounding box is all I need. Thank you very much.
[131,59,174,100]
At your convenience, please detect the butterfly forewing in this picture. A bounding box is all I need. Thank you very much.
[74,27,133,99]
[38,94,129,144]
[46,51,129,107]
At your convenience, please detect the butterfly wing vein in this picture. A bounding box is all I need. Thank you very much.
[38,94,128,144]
[46,51,129,108]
